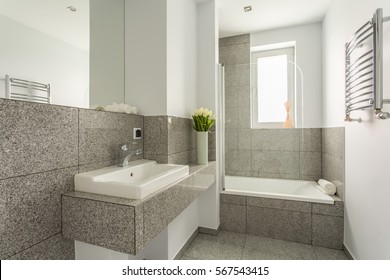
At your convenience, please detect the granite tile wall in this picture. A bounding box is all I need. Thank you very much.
[322,127,345,200]
[0,99,144,260]
[144,116,216,165]
[220,35,322,181]
[220,193,344,249]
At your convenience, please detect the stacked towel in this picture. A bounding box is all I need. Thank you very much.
[91,103,138,114]
[317,179,337,195]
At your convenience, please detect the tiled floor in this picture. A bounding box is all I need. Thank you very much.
[182,231,349,260]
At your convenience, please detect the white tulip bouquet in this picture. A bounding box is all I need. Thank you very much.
[192,107,216,132]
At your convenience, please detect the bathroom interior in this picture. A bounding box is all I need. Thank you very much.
[0,0,389,261]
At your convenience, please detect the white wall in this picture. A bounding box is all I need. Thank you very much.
[0,15,89,108]
[197,0,220,230]
[323,0,390,259]
[167,0,198,118]
[197,0,218,111]
[251,23,323,128]
[125,0,168,116]
[89,0,125,107]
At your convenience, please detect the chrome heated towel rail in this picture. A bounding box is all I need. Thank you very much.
[345,8,390,122]
[5,75,51,104]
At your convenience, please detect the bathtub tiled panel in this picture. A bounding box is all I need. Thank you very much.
[247,206,312,244]
[220,203,247,233]
[220,193,344,249]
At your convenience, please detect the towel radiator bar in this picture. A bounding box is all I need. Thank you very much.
[345,8,390,122]
[5,75,51,104]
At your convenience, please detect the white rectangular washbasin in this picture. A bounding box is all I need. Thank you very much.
[75,160,189,199]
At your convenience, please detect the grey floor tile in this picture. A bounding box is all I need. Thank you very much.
[242,235,316,260]
[184,231,245,260]
[313,246,349,260]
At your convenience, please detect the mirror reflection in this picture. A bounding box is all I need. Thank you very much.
[0,0,125,109]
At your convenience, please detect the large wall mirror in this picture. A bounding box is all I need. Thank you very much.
[0,0,125,109]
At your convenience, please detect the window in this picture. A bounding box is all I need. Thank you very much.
[251,45,295,128]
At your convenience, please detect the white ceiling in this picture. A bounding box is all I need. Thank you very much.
[219,0,334,38]
[0,0,89,51]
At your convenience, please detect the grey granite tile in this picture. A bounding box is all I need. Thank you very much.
[225,129,238,150]
[62,196,136,255]
[144,116,168,156]
[238,107,250,128]
[251,151,300,175]
[78,109,144,165]
[312,200,344,217]
[168,150,192,165]
[247,197,311,213]
[220,193,246,205]
[226,129,251,151]
[238,86,251,107]
[208,127,216,149]
[312,214,344,250]
[219,34,250,47]
[78,159,118,173]
[0,99,78,179]
[63,191,139,207]
[6,234,74,260]
[220,203,247,234]
[142,191,167,245]
[219,43,250,65]
[256,172,300,180]
[208,148,216,161]
[251,129,300,152]
[190,149,197,163]
[313,246,348,260]
[322,127,344,159]
[225,170,252,177]
[300,152,321,179]
[224,64,250,87]
[226,150,252,172]
[225,87,239,108]
[322,153,344,200]
[168,117,193,154]
[144,154,168,164]
[193,164,216,189]
[300,128,322,152]
[0,167,77,260]
[184,231,245,260]
[134,204,144,254]
[142,174,208,246]
[247,206,312,244]
[225,107,239,129]
[242,235,316,260]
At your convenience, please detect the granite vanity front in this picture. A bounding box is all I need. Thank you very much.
[62,162,216,255]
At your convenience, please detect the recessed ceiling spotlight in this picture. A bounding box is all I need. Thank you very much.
[67,6,77,12]
[244,6,252,12]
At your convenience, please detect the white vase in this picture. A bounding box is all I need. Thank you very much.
[197,131,208,165]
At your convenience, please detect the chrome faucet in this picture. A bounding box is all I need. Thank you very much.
[118,144,143,167]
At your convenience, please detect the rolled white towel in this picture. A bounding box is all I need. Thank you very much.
[317,179,337,195]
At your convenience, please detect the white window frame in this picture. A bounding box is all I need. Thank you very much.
[251,45,296,129]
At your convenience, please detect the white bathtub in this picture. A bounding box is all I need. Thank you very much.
[223,176,334,204]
